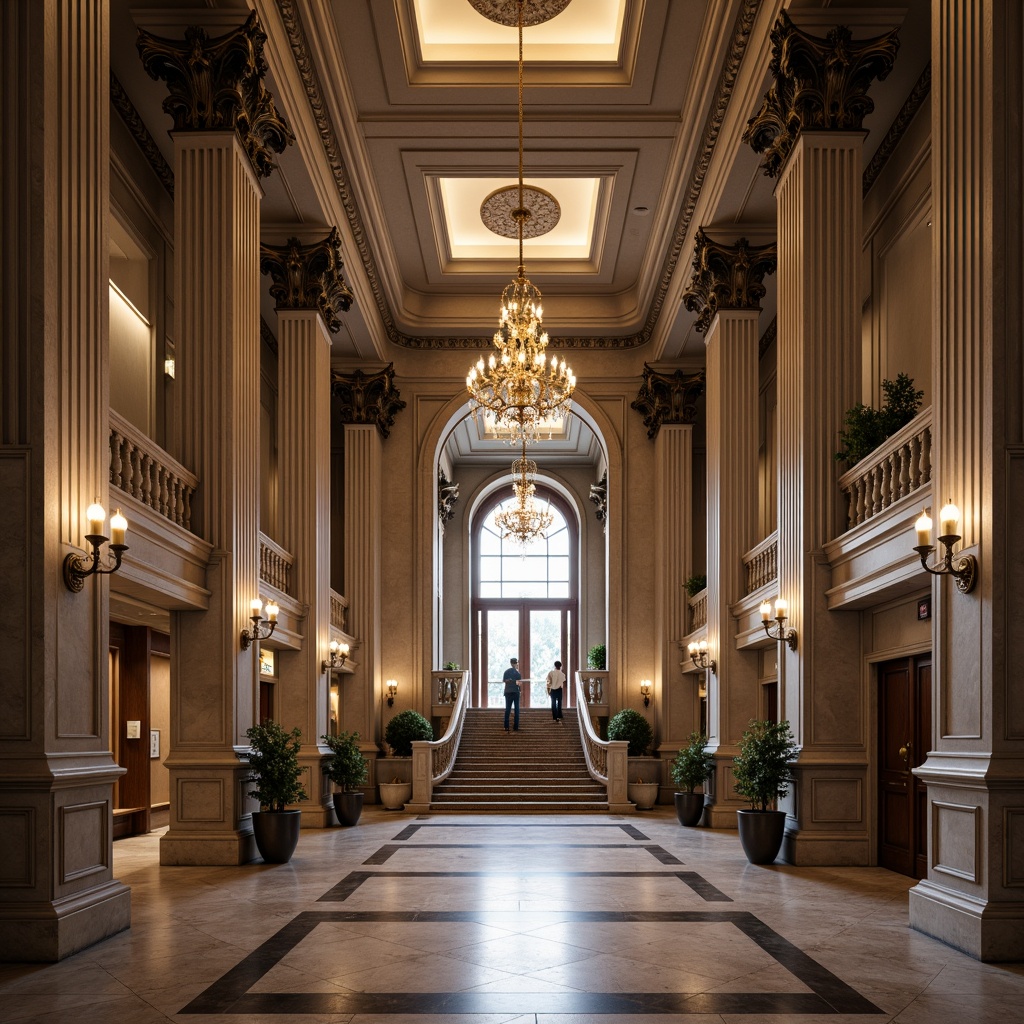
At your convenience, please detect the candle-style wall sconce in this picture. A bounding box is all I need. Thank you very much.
[322,640,350,673]
[63,503,129,592]
[241,599,279,650]
[913,501,977,593]
[760,598,797,650]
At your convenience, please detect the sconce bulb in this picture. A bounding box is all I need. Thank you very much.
[251,598,263,616]
[329,640,339,654]
[265,602,279,623]
[939,499,960,538]
[774,597,788,619]
[110,509,127,546]
[760,601,772,622]
[340,642,350,656]
[915,509,933,547]
[86,502,106,536]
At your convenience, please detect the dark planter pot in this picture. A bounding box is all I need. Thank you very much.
[736,809,787,864]
[252,809,302,863]
[333,791,363,827]
[674,791,705,827]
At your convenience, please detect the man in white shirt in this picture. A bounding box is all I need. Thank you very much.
[545,660,566,722]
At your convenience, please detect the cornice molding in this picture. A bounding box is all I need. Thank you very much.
[743,10,900,178]
[110,71,174,197]
[330,364,406,439]
[862,62,931,196]
[631,366,705,440]
[137,10,294,179]
[758,315,776,360]
[275,0,762,349]
[682,229,777,334]
[260,315,278,356]
[260,227,354,333]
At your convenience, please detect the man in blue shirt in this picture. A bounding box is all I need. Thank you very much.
[502,657,522,732]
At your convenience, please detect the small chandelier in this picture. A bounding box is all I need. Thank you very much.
[494,437,554,546]
[466,0,575,444]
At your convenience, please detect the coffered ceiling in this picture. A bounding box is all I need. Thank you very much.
[110,0,931,365]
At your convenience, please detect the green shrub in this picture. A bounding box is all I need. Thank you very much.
[321,731,368,792]
[684,574,707,597]
[587,644,607,670]
[671,732,715,793]
[384,709,433,757]
[607,708,654,757]
[246,720,307,812]
[834,373,924,464]
[731,719,798,811]
[443,661,461,671]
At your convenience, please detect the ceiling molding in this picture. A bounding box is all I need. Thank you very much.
[276,0,762,350]
[862,62,931,197]
[110,71,174,197]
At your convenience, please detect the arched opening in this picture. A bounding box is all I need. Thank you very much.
[470,484,579,709]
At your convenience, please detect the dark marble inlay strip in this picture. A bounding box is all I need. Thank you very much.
[318,870,724,903]
[392,822,650,840]
[180,910,882,1016]
[364,843,680,865]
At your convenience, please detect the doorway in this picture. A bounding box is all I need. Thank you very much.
[877,654,931,878]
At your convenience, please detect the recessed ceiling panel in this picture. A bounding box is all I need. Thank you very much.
[439,176,600,260]
[414,0,625,62]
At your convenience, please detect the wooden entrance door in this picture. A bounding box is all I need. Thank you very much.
[877,655,931,878]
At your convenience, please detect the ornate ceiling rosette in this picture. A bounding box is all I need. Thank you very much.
[480,185,561,239]
[467,0,572,28]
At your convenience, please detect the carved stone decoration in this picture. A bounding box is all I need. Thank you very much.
[682,229,778,334]
[467,0,573,28]
[260,228,354,333]
[480,186,561,239]
[330,364,406,439]
[631,366,705,440]
[589,471,607,527]
[743,10,900,178]
[137,10,294,179]
[438,469,460,526]
[862,62,930,196]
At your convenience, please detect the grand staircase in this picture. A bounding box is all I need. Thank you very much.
[429,707,608,812]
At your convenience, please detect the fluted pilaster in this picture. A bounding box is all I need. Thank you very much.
[908,0,1024,962]
[0,0,131,961]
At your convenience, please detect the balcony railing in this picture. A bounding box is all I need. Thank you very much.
[330,591,349,633]
[838,407,932,531]
[743,531,778,595]
[689,588,707,631]
[258,533,293,595]
[109,411,197,531]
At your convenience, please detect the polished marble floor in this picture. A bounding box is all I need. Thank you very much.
[3,808,1023,1023]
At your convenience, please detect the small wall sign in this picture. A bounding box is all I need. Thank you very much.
[150,729,160,759]
[918,596,932,621]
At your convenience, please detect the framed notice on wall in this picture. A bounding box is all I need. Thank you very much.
[150,729,160,759]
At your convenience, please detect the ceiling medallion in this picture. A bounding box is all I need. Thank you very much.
[466,0,575,445]
[481,185,561,239]
[467,0,572,28]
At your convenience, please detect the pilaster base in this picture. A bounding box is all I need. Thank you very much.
[0,880,131,963]
[300,805,332,829]
[910,880,1024,962]
[707,806,738,829]
[781,826,870,866]
[159,828,256,866]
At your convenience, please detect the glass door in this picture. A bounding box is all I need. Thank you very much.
[480,608,520,707]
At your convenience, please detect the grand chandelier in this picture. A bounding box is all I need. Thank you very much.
[466,0,575,444]
[494,436,554,546]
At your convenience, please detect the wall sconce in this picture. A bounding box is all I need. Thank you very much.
[687,640,717,674]
[760,598,797,650]
[322,640,350,673]
[914,502,977,593]
[63,503,129,592]
[241,598,278,650]
[386,679,398,707]
[639,679,652,707]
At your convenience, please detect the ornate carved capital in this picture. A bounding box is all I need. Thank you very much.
[438,469,460,527]
[631,366,705,440]
[589,472,608,528]
[260,228,354,334]
[743,11,900,177]
[331,365,406,439]
[137,10,294,178]
[682,229,777,334]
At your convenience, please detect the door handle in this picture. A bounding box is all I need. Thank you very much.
[899,742,912,764]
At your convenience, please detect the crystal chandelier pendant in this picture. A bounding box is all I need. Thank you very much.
[466,0,575,445]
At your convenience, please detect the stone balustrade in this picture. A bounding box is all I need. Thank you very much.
[689,588,708,631]
[839,407,932,530]
[258,533,293,595]
[743,531,778,595]
[330,590,348,633]
[431,672,462,705]
[573,673,631,812]
[407,674,471,811]
[109,411,198,530]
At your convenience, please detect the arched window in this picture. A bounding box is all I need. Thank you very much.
[471,486,578,709]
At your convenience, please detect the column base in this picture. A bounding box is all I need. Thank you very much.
[781,826,870,866]
[706,806,738,828]
[0,880,131,962]
[159,827,256,866]
[300,804,332,829]
[910,879,1024,962]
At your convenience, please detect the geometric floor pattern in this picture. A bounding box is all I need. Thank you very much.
[3,808,1024,1022]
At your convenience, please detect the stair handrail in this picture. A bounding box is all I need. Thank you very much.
[573,672,632,811]
[407,671,471,811]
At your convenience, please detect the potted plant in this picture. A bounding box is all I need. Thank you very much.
[684,573,708,597]
[380,710,432,809]
[587,644,607,670]
[671,731,715,826]
[443,661,460,671]
[608,709,659,809]
[732,719,798,864]
[834,372,924,464]
[322,731,368,826]
[246,720,307,863]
